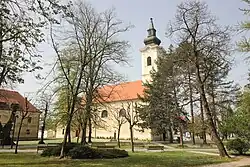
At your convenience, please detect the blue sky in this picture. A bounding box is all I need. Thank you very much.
[18,0,249,96]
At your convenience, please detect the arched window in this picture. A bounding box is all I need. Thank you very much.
[147,56,152,66]
[101,110,108,118]
[119,108,126,117]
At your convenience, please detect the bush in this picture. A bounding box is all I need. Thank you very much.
[41,147,61,157]
[41,144,129,159]
[226,138,250,155]
[41,143,80,157]
[69,146,129,159]
[68,146,102,159]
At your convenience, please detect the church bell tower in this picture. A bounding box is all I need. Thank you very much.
[140,18,164,83]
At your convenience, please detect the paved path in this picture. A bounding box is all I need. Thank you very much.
[201,157,250,167]
[153,142,250,167]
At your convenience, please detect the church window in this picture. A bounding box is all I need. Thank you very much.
[101,110,108,118]
[147,56,152,66]
[27,117,32,123]
[26,129,30,135]
[119,109,126,117]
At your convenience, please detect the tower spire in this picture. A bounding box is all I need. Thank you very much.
[144,18,161,46]
[149,18,154,29]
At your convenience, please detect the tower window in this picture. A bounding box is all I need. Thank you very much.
[147,56,152,66]
[101,110,108,118]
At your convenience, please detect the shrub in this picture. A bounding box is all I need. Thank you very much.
[41,144,129,159]
[69,146,129,159]
[41,143,80,157]
[226,138,250,155]
[68,146,102,159]
[41,147,61,157]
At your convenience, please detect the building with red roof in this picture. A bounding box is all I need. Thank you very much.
[0,89,41,140]
[53,18,167,141]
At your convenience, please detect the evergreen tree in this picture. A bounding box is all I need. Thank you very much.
[138,47,188,144]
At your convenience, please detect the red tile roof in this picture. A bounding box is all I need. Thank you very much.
[96,80,144,103]
[0,89,39,112]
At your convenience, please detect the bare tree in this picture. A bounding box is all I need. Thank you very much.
[15,97,30,154]
[109,107,127,148]
[49,1,131,157]
[35,91,55,144]
[123,101,140,152]
[168,1,231,157]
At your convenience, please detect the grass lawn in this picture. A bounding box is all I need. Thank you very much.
[0,151,231,167]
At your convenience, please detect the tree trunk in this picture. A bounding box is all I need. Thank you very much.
[179,123,184,147]
[169,121,174,143]
[118,125,121,148]
[15,118,24,154]
[39,102,48,144]
[60,113,73,158]
[77,134,79,143]
[129,126,134,152]
[196,64,229,157]
[188,70,195,145]
[67,129,71,143]
[81,122,87,145]
[211,86,218,130]
[11,115,17,149]
[88,117,92,143]
[163,133,166,141]
[200,95,207,144]
[0,12,4,86]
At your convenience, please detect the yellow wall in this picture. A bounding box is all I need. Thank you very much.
[0,110,40,140]
[53,99,152,140]
[94,99,152,140]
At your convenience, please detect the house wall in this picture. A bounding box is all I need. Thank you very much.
[0,110,40,140]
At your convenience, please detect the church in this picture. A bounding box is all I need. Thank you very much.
[52,18,167,141]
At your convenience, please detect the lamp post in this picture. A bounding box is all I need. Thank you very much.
[10,104,18,149]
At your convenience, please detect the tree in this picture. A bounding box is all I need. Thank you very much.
[138,47,190,145]
[238,0,250,52]
[1,103,18,145]
[168,1,231,157]
[35,91,55,144]
[49,1,131,157]
[0,0,58,86]
[123,101,140,152]
[75,5,130,144]
[109,107,127,148]
[15,97,30,154]
[222,87,250,140]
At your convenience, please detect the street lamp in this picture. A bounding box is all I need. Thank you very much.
[10,104,18,149]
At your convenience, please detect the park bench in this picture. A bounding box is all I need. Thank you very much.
[147,145,164,151]
[89,142,116,149]
[96,145,116,149]
[134,142,145,148]
[90,142,106,147]
[37,143,58,153]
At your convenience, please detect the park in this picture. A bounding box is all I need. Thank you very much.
[1,0,250,166]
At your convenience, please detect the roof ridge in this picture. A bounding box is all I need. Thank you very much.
[102,80,142,88]
[0,88,18,93]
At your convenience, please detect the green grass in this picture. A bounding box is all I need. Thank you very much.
[0,151,231,167]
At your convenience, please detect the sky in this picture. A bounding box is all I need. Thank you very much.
[17,0,249,97]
